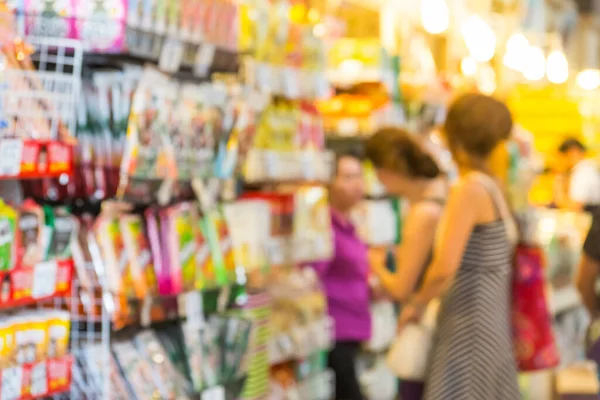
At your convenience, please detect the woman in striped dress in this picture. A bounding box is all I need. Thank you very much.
[398,93,520,399]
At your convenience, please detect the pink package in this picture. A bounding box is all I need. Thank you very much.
[73,0,127,53]
[24,0,76,39]
[145,208,171,296]
[161,207,183,295]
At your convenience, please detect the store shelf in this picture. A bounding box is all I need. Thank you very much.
[0,139,74,180]
[0,258,73,310]
[244,149,334,184]
[269,317,333,365]
[0,355,73,400]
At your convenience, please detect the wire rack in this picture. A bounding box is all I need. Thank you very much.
[1,36,82,139]
[0,36,111,399]
[40,257,111,400]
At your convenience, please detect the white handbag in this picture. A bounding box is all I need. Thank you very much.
[386,299,440,380]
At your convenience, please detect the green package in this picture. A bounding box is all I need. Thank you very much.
[0,200,17,272]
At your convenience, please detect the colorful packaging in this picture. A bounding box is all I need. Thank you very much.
[47,311,70,359]
[163,203,198,294]
[0,200,18,272]
[201,212,228,288]
[134,330,188,398]
[145,208,170,296]
[112,341,160,400]
[46,207,74,260]
[18,200,44,267]
[74,0,127,53]
[120,214,157,299]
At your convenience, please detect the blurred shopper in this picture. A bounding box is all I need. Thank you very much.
[311,150,369,400]
[365,127,447,400]
[558,138,600,212]
[557,139,600,365]
[556,139,600,316]
[399,93,520,399]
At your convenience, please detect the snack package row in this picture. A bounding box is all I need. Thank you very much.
[120,67,258,189]
[83,202,237,328]
[20,0,127,52]
[0,199,74,306]
[253,99,324,152]
[81,318,252,400]
[0,309,70,369]
[128,0,239,50]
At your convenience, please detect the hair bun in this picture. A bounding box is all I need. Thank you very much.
[366,127,441,179]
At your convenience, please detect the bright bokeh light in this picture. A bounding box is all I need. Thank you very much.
[522,46,545,81]
[576,69,600,90]
[421,0,449,34]
[503,33,529,71]
[460,57,477,77]
[462,15,496,62]
[476,64,496,94]
[546,50,568,84]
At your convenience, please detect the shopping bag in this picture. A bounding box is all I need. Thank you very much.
[512,244,560,371]
[386,299,439,380]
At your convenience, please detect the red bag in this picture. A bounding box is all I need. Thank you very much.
[512,244,560,371]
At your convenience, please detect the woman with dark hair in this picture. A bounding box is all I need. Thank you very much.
[398,93,519,399]
[365,127,447,399]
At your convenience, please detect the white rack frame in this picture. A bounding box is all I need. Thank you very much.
[1,37,82,140]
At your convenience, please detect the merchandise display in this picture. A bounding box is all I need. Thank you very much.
[1,0,600,399]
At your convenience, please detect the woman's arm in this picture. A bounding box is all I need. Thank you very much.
[406,179,482,312]
[371,202,441,302]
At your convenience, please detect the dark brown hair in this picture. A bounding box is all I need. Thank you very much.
[365,127,441,179]
[444,93,512,158]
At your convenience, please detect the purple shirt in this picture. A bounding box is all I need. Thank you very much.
[313,210,371,342]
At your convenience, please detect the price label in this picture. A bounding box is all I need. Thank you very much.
[181,291,204,329]
[0,139,23,176]
[1,366,23,400]
[194,44,216,78]
[336,118,359,136]
[282,67,300,99]
[159,37,184,73]
[203,385,225,400]
[32,261,57,299]
[30,362,47,397]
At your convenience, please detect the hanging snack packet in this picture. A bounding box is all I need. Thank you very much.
[47,207,73,260]
[0,200,18,272]
[200,212,228,288]
[112,341,160,400]
[120,214,157,299]
[164,203,198,294]
[18,200,44,267]
[46,310,70,359]
[134,330,189,398]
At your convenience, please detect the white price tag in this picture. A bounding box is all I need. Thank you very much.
[267,238,285,266]
[203,385,225,400]
[255,63,273,93]
[30,362,47,397]
[0,139,23,177]
[181,291,204,329]
[194,44,216,78]
[336,118,359,136]
[282,67,300,99]
[263,151,278,180]
[300,152,316,180]
[1,366,23,400]
[159,37,184,73]
[32,261,57,299]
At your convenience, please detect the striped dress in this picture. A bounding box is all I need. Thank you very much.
[424,220,520,400]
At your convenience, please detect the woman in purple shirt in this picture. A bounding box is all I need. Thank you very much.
[312,150,370,400]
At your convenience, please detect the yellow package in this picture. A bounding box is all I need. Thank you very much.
[0,322,6,368]
[47,311,70,359]
[25,311,49,363]
[12,315,30,365]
